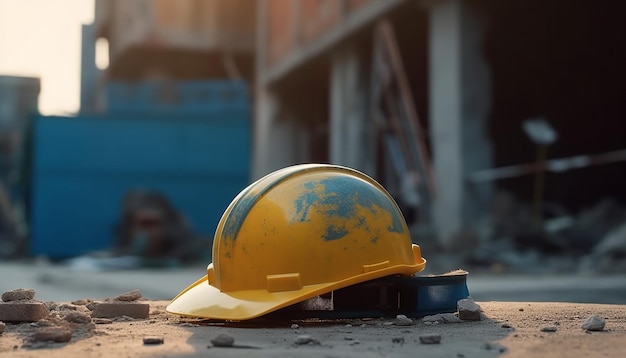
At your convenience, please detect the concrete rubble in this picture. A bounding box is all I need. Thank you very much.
[0,287,624,357]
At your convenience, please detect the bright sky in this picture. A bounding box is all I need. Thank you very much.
[0,0,95,116]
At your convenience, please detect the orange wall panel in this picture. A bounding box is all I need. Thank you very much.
[299,0,342,45]
[267,0,295,66]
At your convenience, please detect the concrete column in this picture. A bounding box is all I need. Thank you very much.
[329,47,374,175]
[428,0,492,247]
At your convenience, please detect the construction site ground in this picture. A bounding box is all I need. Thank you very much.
[1,261,625,357]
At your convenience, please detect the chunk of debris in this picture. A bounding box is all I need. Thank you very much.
[0,321,5,334]
[419,334,441,344]
[115,290,142,302]
[33,326,72,343]
[71,299,91,306]
[2,288,36,302]
[294,334,320,345]
[392,337,405,344]
[458,298,482,321]
[0,301,50,322]
[540,326,558,332]
[92,318,113,325]
[422,313,462,324]
[211,332,235,347]
[582,315,605,331]
[89,302,150,319]
[394,314,413,326]
[291,323,299,330]
[501,323,513,329]
[63,311,92,324]
[143,336,164,345]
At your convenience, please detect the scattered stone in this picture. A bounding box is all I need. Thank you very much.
[116,290,142,302]
[0,301,50,322]
[458,298,482,321]
[422,313,462,324]
[291,323,299,329]
[394,314,413,326]
[71,299,90,306]
[211,333,235,347]
[57,304,77,311]
[519,308,524,312]
[350,340,360,346]
[93,318,113,325]
[541,326,558,332]
[35,319,57,327]
[419,334,441,344]
[294,335,319,345]
[89,302,150,319]
[582,315,605,331]
[143,336,164,345]
[2,288,36,302]
[63,311,92,324]
[502,323,513,329]
[33,326,72,343]
[0,321,5,334]
[392,337,405,344]
[344,336,353,340]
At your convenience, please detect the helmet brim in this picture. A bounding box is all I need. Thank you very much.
[166,251,426,321]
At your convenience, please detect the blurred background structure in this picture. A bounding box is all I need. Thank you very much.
[0,0,625,277]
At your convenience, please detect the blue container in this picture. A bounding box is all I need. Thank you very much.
[30,85,250,258]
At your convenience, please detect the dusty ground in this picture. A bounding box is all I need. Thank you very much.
[1,300,624,358]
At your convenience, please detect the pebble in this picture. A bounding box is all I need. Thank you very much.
[210,333,235,347]
[33,326,72,343]
[394,314,413,326]
[71,299,90,306]
[291,323,299,329]
[419,334,441,344]
[2,288,36,302]
[423,313,462,324]
[0,321,5,333]
[115,290,142,302]
[501,323,513,329]
[294,334,319,345]
[458,298,482,321]
[392,337,405,344]
[143,336,164,345]
[93,318,113,324]
[540,326,558,332]
[582,315,605,331]
[63,311,92,324]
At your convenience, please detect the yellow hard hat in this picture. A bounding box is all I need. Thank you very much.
[166,163,426,320]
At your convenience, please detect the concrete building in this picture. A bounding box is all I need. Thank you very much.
[253,0,626,246]
[85,0,626,246]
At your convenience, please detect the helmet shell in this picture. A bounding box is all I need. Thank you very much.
[167,164,426,320]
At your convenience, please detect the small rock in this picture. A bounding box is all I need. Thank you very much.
[89,302,150,319]
[291,323,299,329]
[392,337,405,344]
[423,313,462,324]
[143,336,164,345]
[35,319,57,327]
[211,333,235,347]
[501,323,513,329]
[0,321,5,334]
[419,334,441,344]
[458,298,482,321]
[115,290,142,302]
[519,308,524,311]
[350,340,360,346]
[344,336,353,340]
[63,311,92,324]
[71,299,90,306]
[541,326,558,332]
[93,318,113,324]
[294,334,319,345]
[582,315,605,331]
[57,304,77,311]
[0,301,50,322]
[34,326,72,343]
[394,314,413,326]
[2,288,36,302]
[482,343,493,350]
